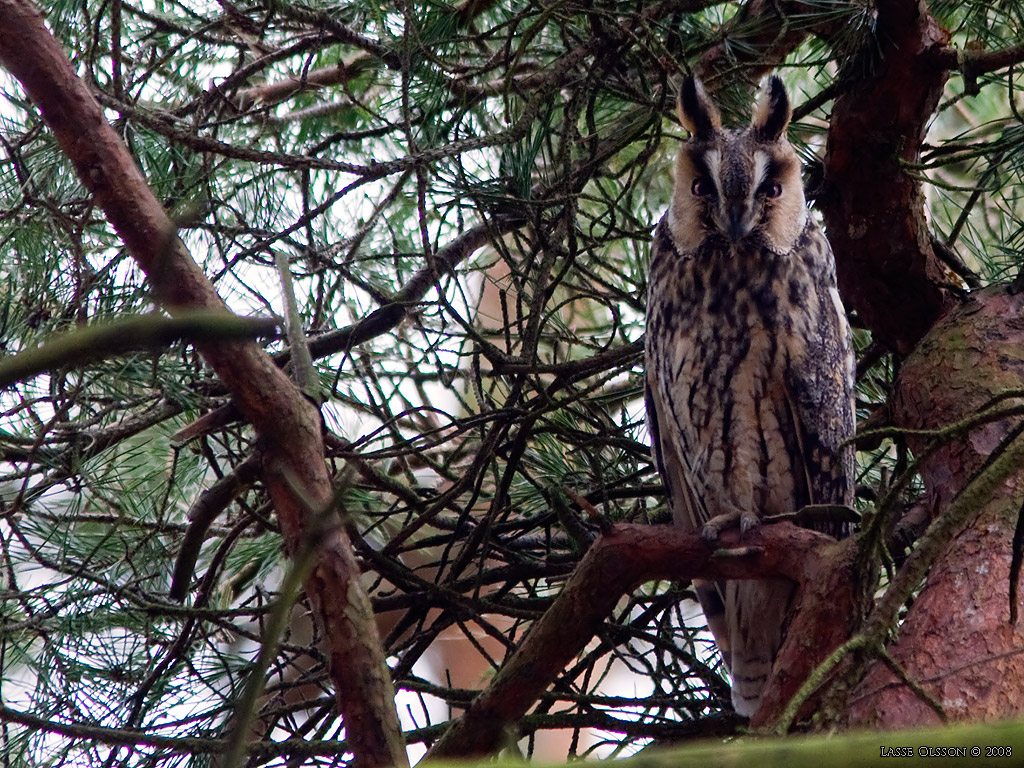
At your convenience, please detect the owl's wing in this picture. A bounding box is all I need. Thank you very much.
[785,233,856,535]
[645,378,733,668]
[645,377,710,532]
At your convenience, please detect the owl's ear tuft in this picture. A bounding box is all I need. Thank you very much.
[677,75,720,139]
[751,76,791,141]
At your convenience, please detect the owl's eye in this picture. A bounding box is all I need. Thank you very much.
[691,178,712,197]
[762,181,783,198]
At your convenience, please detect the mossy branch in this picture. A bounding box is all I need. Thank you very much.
[0,311,280,389]
[774,418,1024,733]
[866,419,1024,640]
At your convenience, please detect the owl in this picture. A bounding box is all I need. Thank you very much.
[644,75,855,718]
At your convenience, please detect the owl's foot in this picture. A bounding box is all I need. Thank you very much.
[700,510,760,542]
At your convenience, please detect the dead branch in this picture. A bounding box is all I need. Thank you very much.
[233,54,376,111]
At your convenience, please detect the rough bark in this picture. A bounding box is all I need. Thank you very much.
[848,287,1024,727]
[752,531,860,728]
[426,522,855,759]
[0,2,407,765]
[822,0,956,354]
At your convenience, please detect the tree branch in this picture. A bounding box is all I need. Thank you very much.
[696,1,813,89]
[0,2,407,765]
[0,311,278,389]
[932,43,1024,94]
[232,53,376,111]
[426,522,854,758]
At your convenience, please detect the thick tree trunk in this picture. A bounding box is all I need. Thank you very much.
[848,287,1024,726]
[822,0,955,355]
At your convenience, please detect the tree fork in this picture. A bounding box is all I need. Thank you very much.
[426,522,856,758]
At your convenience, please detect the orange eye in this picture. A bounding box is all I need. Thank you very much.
[691,178,712,197]
[763,181,782,198]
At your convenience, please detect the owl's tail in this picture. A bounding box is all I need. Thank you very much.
[693,579,731,668]
[696,577,796,718]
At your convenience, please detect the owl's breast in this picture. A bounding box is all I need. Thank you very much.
[646,218,821,522]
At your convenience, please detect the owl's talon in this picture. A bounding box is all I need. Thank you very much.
[701,522,725,542]
[700,510,761,541]
[699,512,735,541]
[739,512,760,536]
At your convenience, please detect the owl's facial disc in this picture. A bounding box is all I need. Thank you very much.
[669,98,806,253]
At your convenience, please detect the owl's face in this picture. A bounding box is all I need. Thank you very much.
[667,76,808,255]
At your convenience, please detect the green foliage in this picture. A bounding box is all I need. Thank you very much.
[0,0,1022,765]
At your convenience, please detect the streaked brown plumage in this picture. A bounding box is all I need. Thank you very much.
[645,75,855,717]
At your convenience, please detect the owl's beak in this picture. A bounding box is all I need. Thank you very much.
[725,200,755,242]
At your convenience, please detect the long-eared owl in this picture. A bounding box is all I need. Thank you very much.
[644,75,855,718]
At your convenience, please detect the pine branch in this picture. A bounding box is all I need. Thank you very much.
[0,311,279,389]
[233,53,375,110]
[0,2,408,764]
